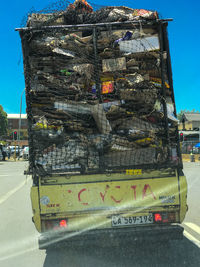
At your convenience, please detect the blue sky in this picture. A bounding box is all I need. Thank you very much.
[0,0,199,114]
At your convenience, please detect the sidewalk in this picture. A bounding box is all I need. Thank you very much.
[182,154,200,162]
[3,157,26,162]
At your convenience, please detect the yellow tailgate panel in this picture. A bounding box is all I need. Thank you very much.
[39,177,180,214]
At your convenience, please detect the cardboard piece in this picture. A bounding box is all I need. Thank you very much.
[102,57,126,73]
[91,104,112,134]
[119,35,160,53]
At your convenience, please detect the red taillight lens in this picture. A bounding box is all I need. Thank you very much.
[154,212,176,223]
[154,213,162,222]
[59,220,67,228]
[43,219,68,231]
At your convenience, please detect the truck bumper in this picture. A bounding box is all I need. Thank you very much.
[39,224,184,249]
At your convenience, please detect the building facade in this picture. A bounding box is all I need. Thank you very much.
[7,114,28,146]
[178,113,200,131]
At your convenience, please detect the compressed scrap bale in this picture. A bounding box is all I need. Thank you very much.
[119,35,160,53]
[73,64,94,79]
[26,5,159,27]
[81,6,158,24]
[31,71,73,89]
[120,89,158,105]
[88,134,112,152]
[54,102,91,115]
[111,117,164,133]
[91,104,112,134]
[126,58,139,67]
[134,137,157,146]
[29,33,93,57]
[103,147,157,168]
[35,140,88,171]
[125,73,145,86]
[111,135,139,150]
[27,13,66,27]
[102,57,126,73]
[106,105,127,120]
[52,48,76,58]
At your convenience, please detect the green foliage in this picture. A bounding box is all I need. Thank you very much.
[0,105,8,137]
[177,110,186,121]
[0,140,6,145]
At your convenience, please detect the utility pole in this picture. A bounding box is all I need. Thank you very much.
[18,88,26,159]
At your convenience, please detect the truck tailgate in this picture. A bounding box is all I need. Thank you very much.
[39,176,180,215]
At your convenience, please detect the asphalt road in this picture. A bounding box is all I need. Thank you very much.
[0,161,200,267]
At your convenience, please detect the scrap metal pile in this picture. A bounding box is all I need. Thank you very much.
[20,0,180,176]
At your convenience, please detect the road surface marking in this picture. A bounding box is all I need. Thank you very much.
[0,175,9,177]
[0,177,31,205]
[0,233,39,261]
[184,222,200,236]
[184,230,200,248]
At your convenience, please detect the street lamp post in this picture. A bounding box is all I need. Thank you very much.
[18,88,26,159]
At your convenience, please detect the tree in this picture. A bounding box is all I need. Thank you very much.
[177,110,187,121]
[0,105,8,138]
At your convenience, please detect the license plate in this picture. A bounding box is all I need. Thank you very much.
[112,214,153,227]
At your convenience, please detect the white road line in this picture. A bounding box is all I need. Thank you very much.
[0,175,9,177]
[184,222,200,235]
[0,177,31,205]
[184,230,200,248]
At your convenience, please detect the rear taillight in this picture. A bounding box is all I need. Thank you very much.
[59,220,67,228]
[153,212,176,223]
[43,219,68,232]
[154,213,162,222]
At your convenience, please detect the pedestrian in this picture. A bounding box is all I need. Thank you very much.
[0,145,3,160]
[7,146,11,159]
[2,147,6,161]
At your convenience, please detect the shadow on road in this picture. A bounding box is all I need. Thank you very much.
[43,237,200,267]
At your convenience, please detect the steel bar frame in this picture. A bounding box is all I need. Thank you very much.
[15,19,173,32]
[20,31,36,178]
[162,23,183,169]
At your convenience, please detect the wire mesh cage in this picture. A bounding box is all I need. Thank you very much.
[17,1,181,177]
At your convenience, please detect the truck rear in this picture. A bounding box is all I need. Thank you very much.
[16,2,187,248]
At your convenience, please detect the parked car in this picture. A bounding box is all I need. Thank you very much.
[9,146,21,156]
[192,146,200,154]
